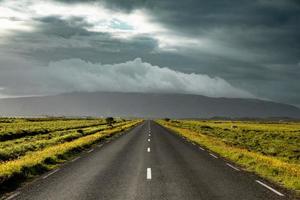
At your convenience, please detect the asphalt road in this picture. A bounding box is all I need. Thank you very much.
[5,120,288,200]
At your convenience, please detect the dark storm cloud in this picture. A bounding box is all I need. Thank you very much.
[36,16,93,38]
[78,0,300,62]
[1,14,159,62]
[0,0,299,106]
[126,0,300,106]
[138,0,300,64]
[52,0,300,65]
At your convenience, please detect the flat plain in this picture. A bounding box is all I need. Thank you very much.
[158,119,300,195]
[0,117,140,194]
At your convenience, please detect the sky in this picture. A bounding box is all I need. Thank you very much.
[0,0,299,106]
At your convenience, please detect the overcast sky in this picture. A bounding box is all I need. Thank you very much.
[0,0,299,106]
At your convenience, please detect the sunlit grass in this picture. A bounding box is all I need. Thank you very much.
[158,120,300,194]
[0,118,108,141]
[0,121,128,161]
[0,120,141,184]
[168,120,300,164]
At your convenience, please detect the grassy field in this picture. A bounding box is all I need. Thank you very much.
[0,117,141,192]
[157,119,300,195]
[0,118,107,141]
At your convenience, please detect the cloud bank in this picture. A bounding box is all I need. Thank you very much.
[39,58,253,98]
[0,0,299,106]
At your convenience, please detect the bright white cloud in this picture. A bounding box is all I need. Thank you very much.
[0,47,256,98]
[0,56,254,98]
[38,58,254,98]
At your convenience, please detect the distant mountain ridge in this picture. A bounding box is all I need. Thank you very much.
[0,92,299,119]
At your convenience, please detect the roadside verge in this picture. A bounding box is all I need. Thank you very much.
[0,120,142,196]
[157,120,300,198]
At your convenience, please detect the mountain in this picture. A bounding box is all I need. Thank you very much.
[0,92,300,119]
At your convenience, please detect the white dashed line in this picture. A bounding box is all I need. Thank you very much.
[198,147,205,151]
[87,149,94,153]
[147,168,152,180]
[147,147,151,152]
[209,153,218,159]
[5,192,20,200]
[149,134,151,137]
[43,169,59,179]
[256,180,284,196]
[98,144,103,147]
[148,139,150,142]
[71,157,80,162]
[226,163,240,171]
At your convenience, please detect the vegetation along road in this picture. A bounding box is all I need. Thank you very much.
[1,120,298,200]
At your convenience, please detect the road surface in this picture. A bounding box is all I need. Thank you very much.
[5,121,288,200]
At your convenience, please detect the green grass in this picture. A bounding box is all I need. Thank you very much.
[0,118,141,194]
[0,121,128,161]
[168,120,300,164]
[157,120,300,196]
[0,118,108,141]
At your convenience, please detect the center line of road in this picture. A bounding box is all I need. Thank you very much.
[147,168,152,180]
[149,134,151,137]
[148,139,150,142]
[255,180,284,196]
[226,163,240,171]
[43,169,59,179]
[147,147,151,152]
[209,153,218,158]
[5,192,20,200]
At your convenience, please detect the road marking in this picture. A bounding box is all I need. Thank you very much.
[71,157,80,162]
[255,180,284,196]
[5,192,20,200]
[226,163,240,171]
[87,149,94,153]
[148,139,150,142]
[149,134,151,137]
[98,144,103,147]
[209,153,218,158]
[147,168,152,180]
[43,169,59,179]
[147,147,151,152]
[198,147,205,151]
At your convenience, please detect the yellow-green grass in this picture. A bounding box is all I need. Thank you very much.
[177,119,300,133]
[157,120,300,195]
[168,120,300,164]
[0,121,129,161]
[0,118,108,141]
[0,120,141,185]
